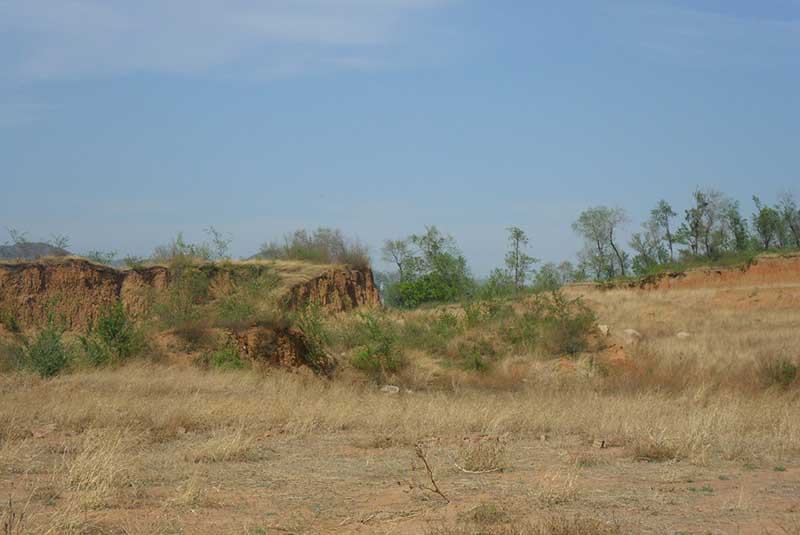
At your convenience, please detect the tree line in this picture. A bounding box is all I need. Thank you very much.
[573,189,800,281]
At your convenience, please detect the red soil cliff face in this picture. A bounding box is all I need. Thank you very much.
[0,259,381,330]
[285,268,381,312]
[564,254,800,304]
[645,255,800,290]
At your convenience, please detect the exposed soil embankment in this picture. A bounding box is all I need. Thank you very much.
[0,258,380,330]
[285,268,381,312]
[0,258,168,330]
[566,254,800,296]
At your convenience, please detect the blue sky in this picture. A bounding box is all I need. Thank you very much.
[2,0,799,274]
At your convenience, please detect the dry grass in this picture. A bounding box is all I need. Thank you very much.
[2,282,800,532]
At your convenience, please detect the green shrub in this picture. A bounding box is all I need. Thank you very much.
[502,292,595,357]
[0,310,21,333]
[258,227,371,268]
[293,302,333,373]
[539,292,596,356]
[153,266,211,329]
[456,338,495,372]
[756,355,798,388]
[352,312,404,382]
[210,346,245,370]
[80,301,145,366]
[215,270,283,330]
[21,316,69,378]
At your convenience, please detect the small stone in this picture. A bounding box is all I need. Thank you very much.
[592,439,606,449]
[676,331,691,339]
[598,325,610,337]
[623,329,642,344]
[380,385,400,395]
[539,434,549,442]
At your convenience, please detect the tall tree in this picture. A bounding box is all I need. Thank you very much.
[504,226,538,292]
[650,200,677,261]
[778,191,800,248]
[381,239,417,282]
[752,196,783,250]
[572,206,629,279]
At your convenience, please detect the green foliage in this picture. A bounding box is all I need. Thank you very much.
[20,315,69,378]
[351,312,404,381]
[210,345,245,370]
[456,337,495,372]
[85,249,117,265]
[215,269,283,330]
[538,292,596,355]
[151,232,214,264]
[504,226,538,292]
[293,302,333,373]
[502,293,596,356]
[123,255,146,269]
[153,266,211,329]
[757,356,798,389]
[382,226,474,308]
[752,196,784,250]
[258,227,370,269]
[0,309,21,333]
[79,301,144,366]
[573,206,629,280]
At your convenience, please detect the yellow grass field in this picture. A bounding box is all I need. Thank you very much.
[2,282,800,534]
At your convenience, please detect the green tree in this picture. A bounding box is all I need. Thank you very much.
[629,218,669,275]
[778,191,800,248]
[389,226,474,307]
[650,200,677,261]
[752,196,783,250]
[572,206,629,279]
[504,226,538,293]
[381,239,419,283]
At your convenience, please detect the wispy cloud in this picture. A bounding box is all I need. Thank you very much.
[609,1,800,67]
[0,0,449,79]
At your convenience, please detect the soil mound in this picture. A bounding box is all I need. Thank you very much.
[0,258,380,330]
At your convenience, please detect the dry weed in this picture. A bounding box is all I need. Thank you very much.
[186,425,260,464]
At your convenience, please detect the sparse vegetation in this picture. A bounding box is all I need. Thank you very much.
[257,227,370,268]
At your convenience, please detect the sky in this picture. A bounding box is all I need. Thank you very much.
[1,0,799,274]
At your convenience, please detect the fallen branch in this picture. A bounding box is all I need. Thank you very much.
[415,443,449,503]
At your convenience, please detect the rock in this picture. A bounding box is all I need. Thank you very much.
[592,439,607,449]
[622,329,642,344]
[380,385,400,395]
[598,325,610,337]
[676,331,691,339]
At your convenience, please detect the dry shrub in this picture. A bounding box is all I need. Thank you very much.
[62,429,133,508]
[168,471,213,508]
[456,439,507,472]
[629,432,681,463]
[533,465,580,505]
[427,514,621,535]
[187,425,260,463]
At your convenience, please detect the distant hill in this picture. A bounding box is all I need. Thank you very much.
[0,242,71,261]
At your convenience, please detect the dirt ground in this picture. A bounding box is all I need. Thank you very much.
[2,279,800,534]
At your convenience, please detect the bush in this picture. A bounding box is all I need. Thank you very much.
[258,228,371,268]
[539,292,596,356]
[351,312,404,382]
[153,266,211,329]
[502,292,595,357]
[210,346,245,370]
[214,269,283,330]
[756,354,798,389]
[21,316,69,378]
[0,309,21,333]
[80,301,145,366]
[293,302,333,373]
